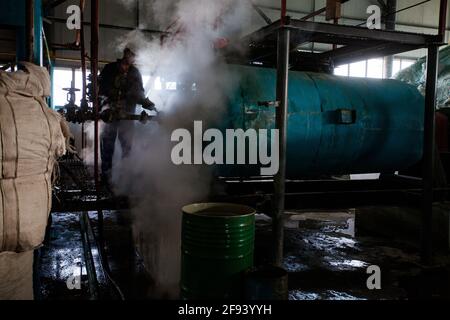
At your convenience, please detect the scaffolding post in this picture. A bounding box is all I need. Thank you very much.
[91,0,99,192]
[421,44,439,264]
[438,0,448,41]
[273,24,290,267]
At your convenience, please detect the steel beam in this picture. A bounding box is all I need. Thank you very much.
[324,42,418,66]
[251,1,272,25]
[45,16,168,35]
[438,0,448,41]
[80,212,99,300]
[289,19,432,45]
[421,45,439,264]
[273,26,290,267]
[90,0,99,192]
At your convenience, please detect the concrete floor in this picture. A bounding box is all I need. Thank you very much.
[35,209,450,300]
[263,211,450,300]
[35,211,153,300]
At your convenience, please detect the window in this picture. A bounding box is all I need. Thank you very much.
[366,58,383,79]
[334,64,349,77]
[349,60,367,78]
[53,68,157,108]
[334,57,417,79]
[392,59,401,76]
[52,68,83,108]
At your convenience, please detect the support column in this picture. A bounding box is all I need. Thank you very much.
[438,0,448,41]
[91,0,99,190]
[383,0,397,79]
[273,26,290,266]
[421,45,439,264]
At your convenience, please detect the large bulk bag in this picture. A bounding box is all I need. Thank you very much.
[0,62,69,253]
[0,251,34,300]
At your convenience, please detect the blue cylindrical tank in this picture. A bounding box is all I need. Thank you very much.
[216,65,424,177]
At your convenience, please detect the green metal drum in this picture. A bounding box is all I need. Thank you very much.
[180,203,255,300]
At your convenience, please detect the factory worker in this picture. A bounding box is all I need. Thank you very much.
[98,45,156,185]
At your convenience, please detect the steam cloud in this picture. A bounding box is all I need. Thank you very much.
[110,0,252,298]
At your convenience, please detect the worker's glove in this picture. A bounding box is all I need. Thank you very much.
[142,98,156,111]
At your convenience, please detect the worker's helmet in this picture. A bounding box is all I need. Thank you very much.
[123,43,138,57]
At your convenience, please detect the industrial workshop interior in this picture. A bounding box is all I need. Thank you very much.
[0,0,450,306]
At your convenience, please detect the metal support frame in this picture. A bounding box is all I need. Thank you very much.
[90,0,106,248]
[90,0,99,193]
[273,25,290,267]
[439,0,448,39]
[251,1,272,25]
[45,16,168,36]
[422,45,439,264]
[226,0,444,70]
[383,0,397,78]
[79,0,87,152]
[80,211,99,300]
[223,0,449,267]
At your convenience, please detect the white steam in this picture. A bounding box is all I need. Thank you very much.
[111,0,252,298]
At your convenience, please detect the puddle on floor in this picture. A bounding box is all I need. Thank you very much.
[289,289,367,301]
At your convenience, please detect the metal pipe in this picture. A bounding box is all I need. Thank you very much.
[421,45,439,264]
[251,1,273,25]
[26,0,35,62]
[90,0,107,267]
[79,0,87,152]
[438,0,448,40]
[280,0,287,25]
[301,7,326,21]
[91,0,100,191]
[45,16,169,35]
[333,17,339,50]
[80,211,99,300]
[273,26,290,267]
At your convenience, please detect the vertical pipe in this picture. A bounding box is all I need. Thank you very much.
[80,0,87,98]
[333,17,339,50]
[80,212,99,300]
[273,26,290,267]
[91,0,99,190]
[438,0,448,41]
[25,0,35,62]
[280,0,287,25]
[91,0,105,256]
[383,0,397,79]
[422,45,439,265]
[80,0,87,152]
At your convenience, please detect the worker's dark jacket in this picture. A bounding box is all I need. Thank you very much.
[98,59,146,113]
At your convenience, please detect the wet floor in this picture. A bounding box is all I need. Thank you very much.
[35,212,88,300]
[36,209,450,300]
[35,211,153,300]
[255,210,450,300]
